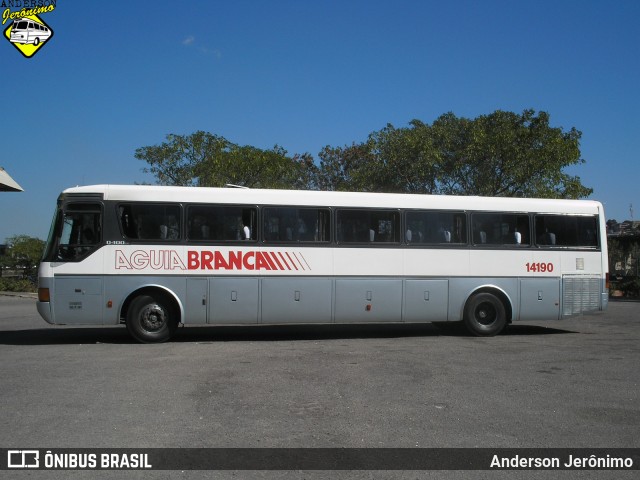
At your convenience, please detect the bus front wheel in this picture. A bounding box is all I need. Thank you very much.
[126,294,178,343]
[463,292,507,337]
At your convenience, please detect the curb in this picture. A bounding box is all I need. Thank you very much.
[0,292,38,299]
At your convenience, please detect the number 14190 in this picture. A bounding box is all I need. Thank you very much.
[526,262,554,273]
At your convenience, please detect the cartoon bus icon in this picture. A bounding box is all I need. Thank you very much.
[10,18,52,45]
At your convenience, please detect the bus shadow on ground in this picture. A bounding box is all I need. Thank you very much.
[432,322,577,337]
[0,322,578,345]
[0,326,133,346]
[175,323,577,342]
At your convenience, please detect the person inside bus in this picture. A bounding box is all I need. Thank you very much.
[119,208,137,238]
[297,218,308,240]
[160,216,179,240]
[190,215,210,240]
[81,227,96,245]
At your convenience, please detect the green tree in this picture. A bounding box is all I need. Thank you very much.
[431,110,591,198]
[316,143,375,191]
[136,110,592,199]
[317,110,592,198]
[1,235,45,279]
[135,131,316,189]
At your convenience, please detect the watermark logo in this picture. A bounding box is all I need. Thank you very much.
[7,450,39,468]
[2,1,56,58]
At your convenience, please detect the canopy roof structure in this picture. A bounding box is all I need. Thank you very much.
[0,167,23,192]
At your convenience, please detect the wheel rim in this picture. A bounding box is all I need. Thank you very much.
[139,303,166,332]
[474,301,497,326]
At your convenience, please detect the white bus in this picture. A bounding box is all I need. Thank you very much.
[37,185,609,343]
[10,18,52,45]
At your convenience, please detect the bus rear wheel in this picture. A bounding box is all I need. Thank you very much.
[126,294,178,343]
[463,292,507,337]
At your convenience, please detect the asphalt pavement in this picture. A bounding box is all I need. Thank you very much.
[0,295,638,479]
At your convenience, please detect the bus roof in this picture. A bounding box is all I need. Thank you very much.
[61,184,604,215]
[14,17,45,25]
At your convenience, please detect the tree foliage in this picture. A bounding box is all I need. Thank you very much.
[317,110,592,198]
[134,131,316,189]
[1,235,45,278]
[136,110,592,199]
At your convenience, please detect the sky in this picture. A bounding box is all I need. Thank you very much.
[1,0,638,243]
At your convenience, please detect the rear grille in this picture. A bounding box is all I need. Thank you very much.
[562,275,601,316]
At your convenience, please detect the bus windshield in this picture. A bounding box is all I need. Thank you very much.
[14,21,28,30]
[43,203,102,262]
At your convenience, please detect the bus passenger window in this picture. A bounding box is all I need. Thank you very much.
[186,205,257,242]
[118,204,181,241]
[337,210,399,244]
[471,213,529,246]
[534,215,598,248]
[263,207,330,243]
[405,211,467,245]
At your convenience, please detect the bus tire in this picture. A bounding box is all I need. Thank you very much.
[463,292,507,337]
[34,38,40,45]
[126,294,178,343]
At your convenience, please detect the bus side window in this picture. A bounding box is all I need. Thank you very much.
[118,204,181,241]
[472,213,529,246]
[263,207,330,243]
[337,210,399,244]
[406,211,466,245]
[186,205,257,242]
[535,215,598,248]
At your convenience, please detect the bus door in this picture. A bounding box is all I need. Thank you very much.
[48,202,105,324]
